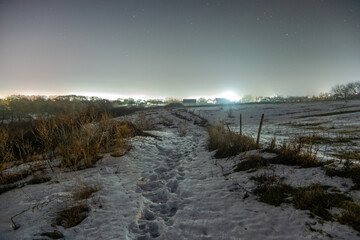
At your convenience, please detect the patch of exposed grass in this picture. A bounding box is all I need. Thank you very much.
[73,184,99,201]
[297,134,358,145]
[233,155,269,172]
[0,170,31,184]
[28,175,51,185]
[252,176,359,231]
[297,135,327,145]
[40,230,64,239]
[251,173,278,184]
[254,181,293,206]
[284,121,330,128]
[333,151,360,161]
[135,112,155,130]
[55,204,89,228]
[0,184,17,195]
[208,124,257,158]
[292,184,350,221]
[338,201,360,232]
[269,143,323,168]
[325,166,360,190]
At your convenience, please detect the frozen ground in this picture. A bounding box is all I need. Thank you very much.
[1,101,360,239]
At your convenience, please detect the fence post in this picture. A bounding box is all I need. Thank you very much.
[240,113,242,135]
[256,114,264,147]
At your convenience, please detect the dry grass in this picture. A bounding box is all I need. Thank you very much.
[292,184,350,221]
[177,120,188,137]
[297,134,357,145]
[325,166,360,190]
[254,180,293,206]
[253,175,359,231]
[269,142,323,168]
[338,201,360,232]
[251,172,278,184]
[135,112,155,130]
[298,109,360,119]
[55,204,90,228]
[73,182,99,201]
[28,175,51,185]
[208,124,257,158]
[333,151,360,161]
[233,155,269,172]
[0,170,31,185]
[40,230,64,239]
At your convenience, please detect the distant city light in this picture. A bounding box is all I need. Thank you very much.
[218,91,242,102]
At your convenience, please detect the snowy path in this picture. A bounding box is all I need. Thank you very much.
[119,110,356,239]
[1,109,359,239]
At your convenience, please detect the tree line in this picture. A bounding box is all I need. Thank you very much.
[331,81,360,100]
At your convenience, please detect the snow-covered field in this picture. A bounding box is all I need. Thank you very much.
[193,100,360,159]
[1,101,360,239]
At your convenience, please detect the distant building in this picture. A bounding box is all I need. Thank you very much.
[215,98,230,104]
[182,99,197,105]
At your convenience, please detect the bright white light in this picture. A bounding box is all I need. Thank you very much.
[219,91,242,102]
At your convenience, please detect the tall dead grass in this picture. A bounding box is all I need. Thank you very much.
[0,108,143,182]
[208,124,257,158]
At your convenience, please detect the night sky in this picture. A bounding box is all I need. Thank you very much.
[0,0,359,99]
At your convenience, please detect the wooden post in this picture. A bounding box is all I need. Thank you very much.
[256,114,264,147]
[239,114,242,135]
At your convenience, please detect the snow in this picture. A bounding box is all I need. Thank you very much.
[1,101,360,239]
